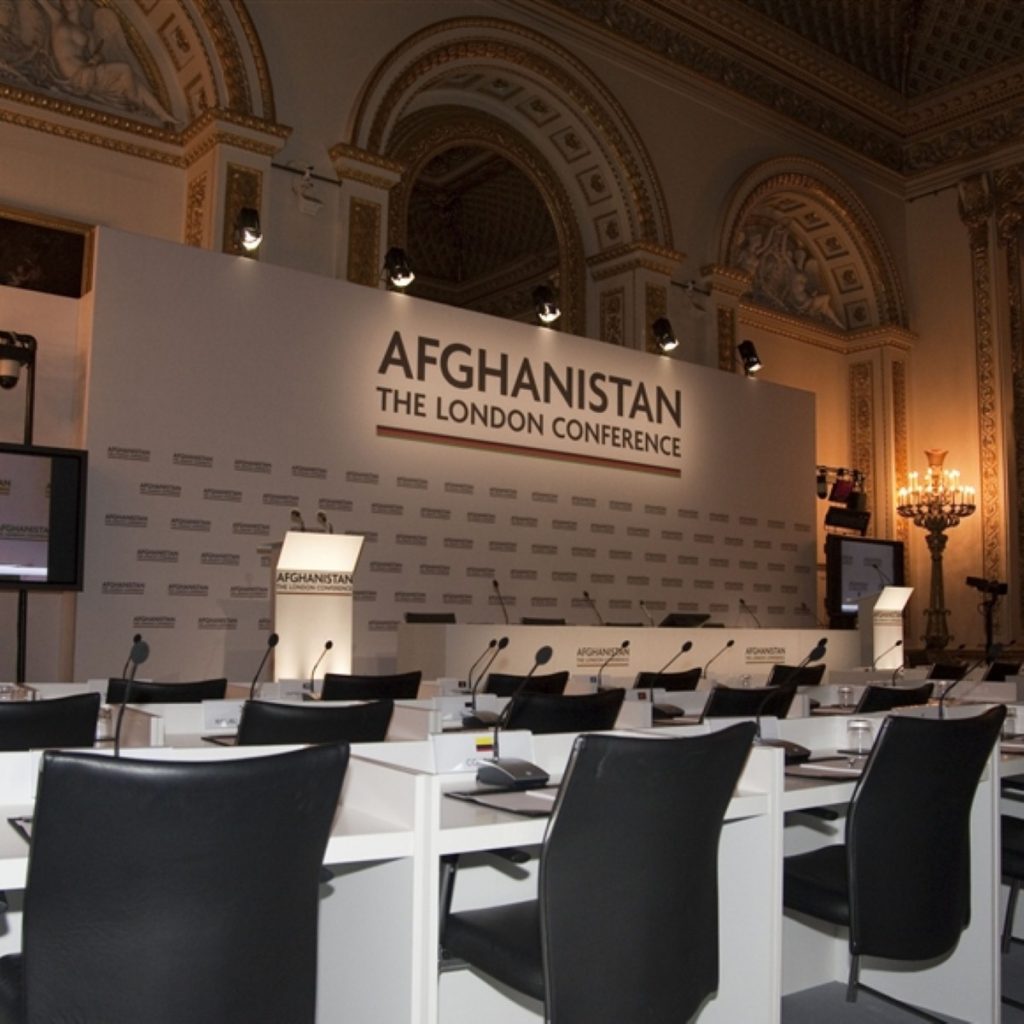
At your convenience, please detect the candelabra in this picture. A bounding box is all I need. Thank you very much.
[896,449,976,653]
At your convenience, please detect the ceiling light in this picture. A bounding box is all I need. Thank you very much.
[652,317,679,353]
[384,247,415,289]
[533,285,561,324]
[738,339,762,376]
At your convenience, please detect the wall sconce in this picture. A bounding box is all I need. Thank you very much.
[738,339,761,376]
[384,247,415,290]
[236,208,262,253]
[652,317,679,353]
[533,284,561,325]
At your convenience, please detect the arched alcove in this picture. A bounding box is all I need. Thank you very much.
[340,18,680,344]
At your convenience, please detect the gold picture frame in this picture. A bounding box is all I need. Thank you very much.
[0,206,94,298]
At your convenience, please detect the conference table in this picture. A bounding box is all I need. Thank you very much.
[0,685,1016,1023]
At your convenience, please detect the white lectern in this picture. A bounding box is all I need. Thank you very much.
[858,586,914,669]
[272,532,364,680]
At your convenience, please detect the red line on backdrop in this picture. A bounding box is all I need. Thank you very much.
[376,425,681,478]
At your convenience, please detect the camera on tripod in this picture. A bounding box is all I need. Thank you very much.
[965,576,1008,596]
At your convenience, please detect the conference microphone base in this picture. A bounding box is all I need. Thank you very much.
[462,710,500,728]
[476,757,550,790]
[755,737,811,765]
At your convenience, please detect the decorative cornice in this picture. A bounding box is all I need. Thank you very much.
[328,142,405,187]
[586,241,686,279]
[739,301,915,353]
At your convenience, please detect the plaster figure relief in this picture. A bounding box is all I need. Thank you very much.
[0,0,177,124]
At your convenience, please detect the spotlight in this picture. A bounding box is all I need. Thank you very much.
[825,506,871,535]
[652,317,679,353]
[533,284,561,325]
[0,332,35,391]
[816,467,828,499]
[236,207,262,253]
[384,247,415,290]
[738,339,761,376]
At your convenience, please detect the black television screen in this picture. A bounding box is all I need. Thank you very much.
[825,534,904,621]
[0,444,87,590]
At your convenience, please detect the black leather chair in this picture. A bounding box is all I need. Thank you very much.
[854,681,933,714]
[441,725,756,1021]
[482,670,569,697]
[320,670,421,701]
[702,683,797,719]
[634,667,702,692]
[1001,815,1024,964]
[520,617,566,625]
[926,661,967,681]
[0,743,347,1024]
[984,659,1022,681]
[0,693,100,751]
[766,662,826,687]
[236,698,393,745]
[503,688,625,734]
[105,677,227,704]
[784,706,1005,1016]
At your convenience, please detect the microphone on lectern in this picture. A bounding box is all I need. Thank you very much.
[870,639,902,671]
[596,639,630,690]
[249,632,280,700]
[476,645,552,790]
[639,600,655,627]
[739,598,761,628]
[702,638,735,679]
[290,508,306,532]
[492,579,510,625]
[316,511,333,534]
[307,640,333,698]
[582,590,604,625]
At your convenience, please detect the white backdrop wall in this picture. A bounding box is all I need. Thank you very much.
[60,228,817,681]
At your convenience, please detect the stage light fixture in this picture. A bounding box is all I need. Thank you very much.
[384,247,415,289]
[824,505,871,535]
[236,207,262,252]
[738,339,761,376]
[652,317,679,353]
[533,284,561,324]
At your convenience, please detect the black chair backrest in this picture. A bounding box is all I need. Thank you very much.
[926,662,966,681]
[504,688,625,734]
[483,670,569,697]
[855,681,934,714]
[540,724,755,1022]
[22,744,347,1023]
[236,699,393,745]
[520,617,567,625]
[702,683,796,719]
[766,663,826,687]
[0,693,100,751]
[634,667,702,692]
[403,612,456,623]
[845,706,1005,961]
[320,670,421,701]
[105,678,227,704]
[983,660,1022,682]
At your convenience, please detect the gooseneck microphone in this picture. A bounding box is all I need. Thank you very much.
[656,640,693,677]
[290,509,306,532]
[739,598,761,628]
[492,579,510,625]
[596,639,630,690]
[476,645,553,789]
[582,590,604,625]
[316,511,334,534]
[870,639,903,672]
[639,600,655,627]
[126,635,149,681]
[702,638,735,679]
[248,632,280,700]
[938,646,1002,718]
[121,634,142,679]
[308,640,333,698]
[464,637,510,726]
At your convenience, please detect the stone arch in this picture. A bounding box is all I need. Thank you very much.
[342,18,679,342]
[717,158,907,331]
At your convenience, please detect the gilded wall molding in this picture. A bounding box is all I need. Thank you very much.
[891,359,910,568]
[957,172,1004,589]
[717,306,736,372]
[849,361,876,533]
[600,287,625,346]
[184,172,208,247]
[347,198,383,288]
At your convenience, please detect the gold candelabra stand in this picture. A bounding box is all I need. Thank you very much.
[896,449,976,653]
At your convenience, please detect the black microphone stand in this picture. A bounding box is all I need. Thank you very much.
[307,640,333,699]
[702,639,735,679]
[596,640,629,690]
[248,632,280,701]
[463,637,508,726]
[492,579,510,625]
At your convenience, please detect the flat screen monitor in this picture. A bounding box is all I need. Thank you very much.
[0,443,87,591]
[659,613,711,628]
[825,534,904,621]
